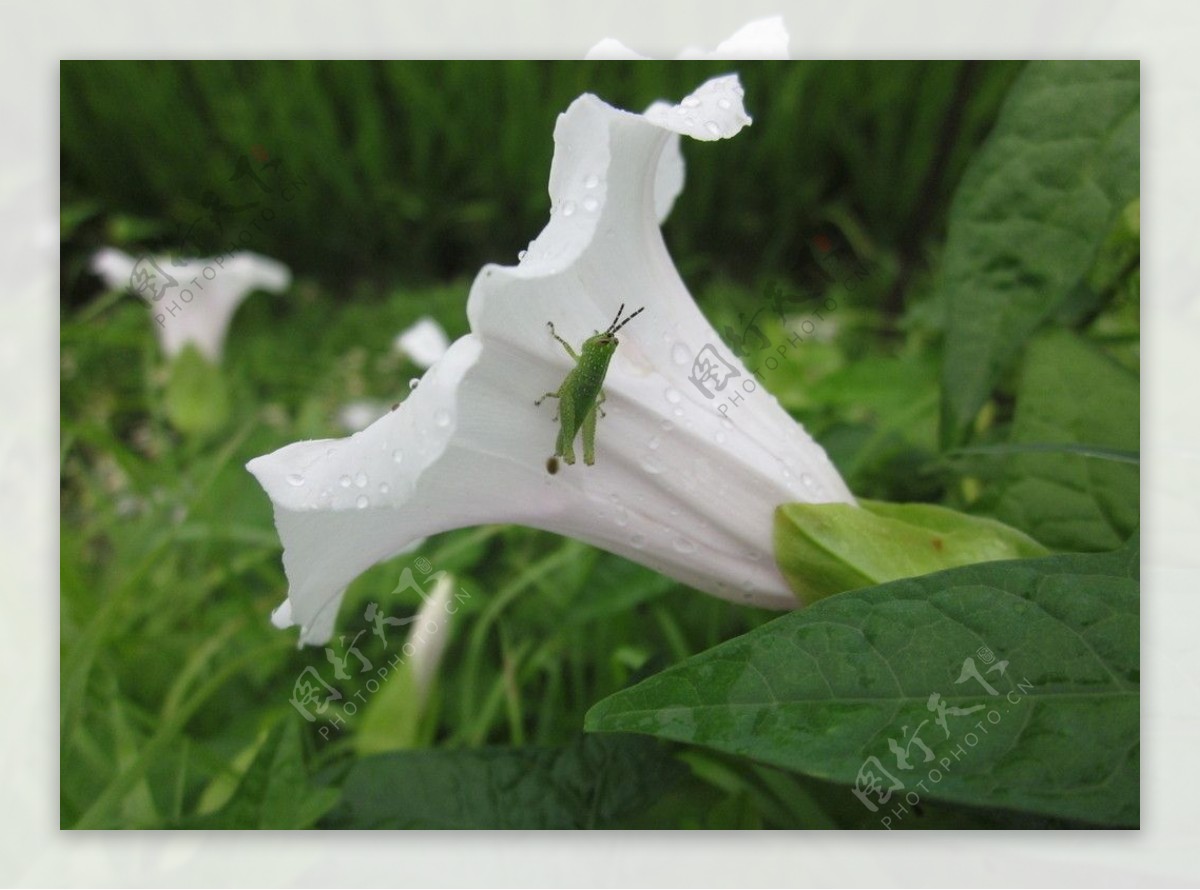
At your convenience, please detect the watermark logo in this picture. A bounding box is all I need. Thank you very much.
[850,646,1034,827]
[128,148,307,327]
[695,236,866,420]
[286,557,470,740]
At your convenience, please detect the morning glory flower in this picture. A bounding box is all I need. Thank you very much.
[248,74,854,645]
[91,247,291,361]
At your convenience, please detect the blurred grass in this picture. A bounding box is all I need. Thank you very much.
[61,60,1022,305]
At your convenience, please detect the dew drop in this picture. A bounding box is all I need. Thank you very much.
[630,533,646,549]
[672,536,697,555]
[582,196,599,212]
[704,120,721,137]
[717,97,731,110]
[354,472,367,488]
[801,473,815,487]
[661,420,674,433]
[434,409,451,428]
[518,249,527,261]
[392,449,404,464]
[682,95,701,108]
[614,509,629,527]
[641,459,664,475]
[562,200,576,217]
[672,407,684,417]
[409,378,420,391]
[286,473,305,487]
[339,475,352,488]
[379,482,390,495]
[664,387,682,405]
[584,173,599,188]
[356,495,369,509]
[648,436,661,451]
[671,342,691,365]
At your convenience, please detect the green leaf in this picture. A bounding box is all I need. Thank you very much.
[939,61,1139,446]
[326,734,685,829]
[774,499,1048,605]
[988,330,1139,551]
[587,544,1139,827]
[180,720,338,829]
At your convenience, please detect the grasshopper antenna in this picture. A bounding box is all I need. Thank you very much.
[611,305,644,334]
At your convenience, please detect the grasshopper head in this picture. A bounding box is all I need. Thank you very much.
[594,303,645,350]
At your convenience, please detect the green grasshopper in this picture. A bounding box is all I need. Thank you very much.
[536,303,645,472]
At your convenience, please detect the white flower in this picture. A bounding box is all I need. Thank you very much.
[394,316,451,369]
[585,16,790,60]
[90,248,291,361]
[248,74,854,646]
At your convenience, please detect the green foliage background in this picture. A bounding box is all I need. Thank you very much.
[59,60,1139,830]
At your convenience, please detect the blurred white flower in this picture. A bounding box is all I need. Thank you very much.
[336,399,390,433]
[393,316,451,369]
[248,74,853,645]
[585,16,790,60]
[91,248,290,361]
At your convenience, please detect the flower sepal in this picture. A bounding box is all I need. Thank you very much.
[773,499,1049,605]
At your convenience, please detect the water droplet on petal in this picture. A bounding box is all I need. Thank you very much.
[641,458,663,475]
[356,495,369,509]
[584,173,599,188]
[518,249,527,261]
[409,378,420,391]
[562,200,576,217]
[339,475,352,488]
[648,436,661,451]
[379,482,390,495]
[582,196,599,212]
[682,96,701,108]
[434,410,451,428]
[392,449,404,464]
[672,536,697,554]
[704,120,721,137]
[664,387,682,405]
[630,534,646,549]
[661,420,674,433]
[717,97,731,110]
[671,342,691,365]
[286,473,305,487]
[355,471,367,487]
[801,473,815,487]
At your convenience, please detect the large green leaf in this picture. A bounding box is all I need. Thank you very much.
[939,60,1139,446]
[587,544,1139,827]
[987,330,1139,551]
[326,734,685,829]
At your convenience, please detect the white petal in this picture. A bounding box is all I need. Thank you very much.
[643,75,752,142]
[583,38,650,61]
[393,316,451,368]
[680,16,791,59]
[585,16,790,61]
[250,75,853,646]
[653,130,685,224]
[91,248,291,361]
